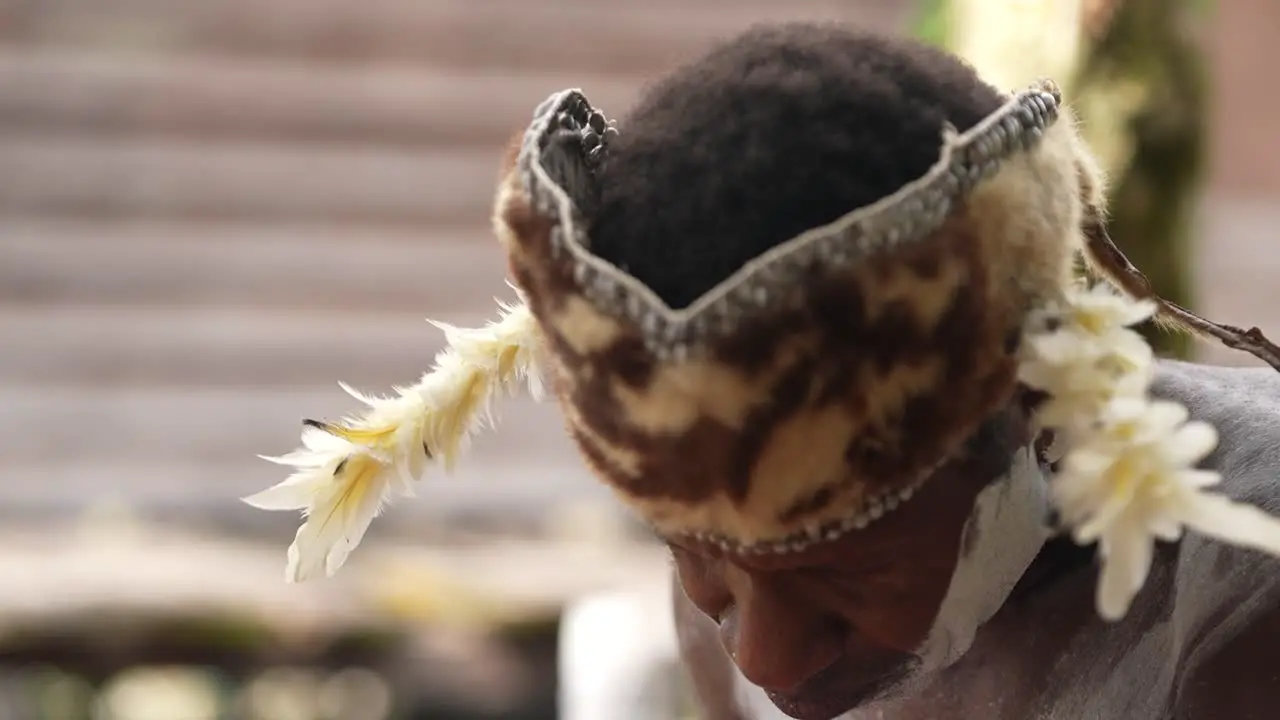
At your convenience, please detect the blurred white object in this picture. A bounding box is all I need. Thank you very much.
[559,575,683,720]
[949,0,1084,91]
[97,666,221,720]
[558,572,852,720]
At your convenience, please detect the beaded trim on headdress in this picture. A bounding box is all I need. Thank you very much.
[713,468,940,558]
[520,83,1061,361]
[243,79,1280,626]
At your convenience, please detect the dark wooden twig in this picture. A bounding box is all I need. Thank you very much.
[1082,217,1280,372]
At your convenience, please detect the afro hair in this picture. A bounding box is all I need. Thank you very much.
[588,23,1006,308]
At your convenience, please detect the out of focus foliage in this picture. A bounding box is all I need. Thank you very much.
[913,0,1211,358]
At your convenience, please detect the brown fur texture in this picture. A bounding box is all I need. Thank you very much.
[497,181,1057,545]
[491,25,1092,549]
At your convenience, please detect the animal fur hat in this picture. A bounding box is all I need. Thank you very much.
[246,24,1280,622]
[496,39,1072,550]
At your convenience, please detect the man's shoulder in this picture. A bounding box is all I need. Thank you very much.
[1152,359,1280,422]
[1152,362,1280,717]
[1151,359,1280,595]
[1152,359,1280,508]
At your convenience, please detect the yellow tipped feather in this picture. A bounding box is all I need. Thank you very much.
[245,299,544,582]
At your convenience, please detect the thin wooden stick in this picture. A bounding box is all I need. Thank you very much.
[1081,217,1280,372]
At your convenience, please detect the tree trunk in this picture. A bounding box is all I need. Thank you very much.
[1071,0,1207,357]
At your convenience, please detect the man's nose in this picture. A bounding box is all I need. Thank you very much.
[717,574,846,692]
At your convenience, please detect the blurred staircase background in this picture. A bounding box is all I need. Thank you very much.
[0,1,1277,718]
[0,0,907,530]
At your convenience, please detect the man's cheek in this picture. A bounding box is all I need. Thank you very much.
[855,604,940,654]
[839,572,955,653]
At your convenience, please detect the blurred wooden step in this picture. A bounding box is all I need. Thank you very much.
[0,134,500,226]
[0,383,571,467]
[1192,197,1280,367]
[0,305,503,387]
[0,526,664,636]
[0,219,509,311]
[0,0,887,73]
[0,455,601,518]
[0,526,378,630]
[0,49,642,145]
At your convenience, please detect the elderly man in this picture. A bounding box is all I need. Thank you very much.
[245,23,1280,720]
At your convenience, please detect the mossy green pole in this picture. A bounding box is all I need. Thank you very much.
[1072,0,1207,358]
[912,0,1208,359]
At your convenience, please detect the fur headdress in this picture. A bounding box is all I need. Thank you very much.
[245,25,1280,622]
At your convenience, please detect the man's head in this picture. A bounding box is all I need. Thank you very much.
[497,23,1083,543]
[491,24,1087,717]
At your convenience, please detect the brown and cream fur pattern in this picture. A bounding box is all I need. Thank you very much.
[491,27,1104,550]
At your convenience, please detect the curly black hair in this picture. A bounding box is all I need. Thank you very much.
[588,22,1005,309]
